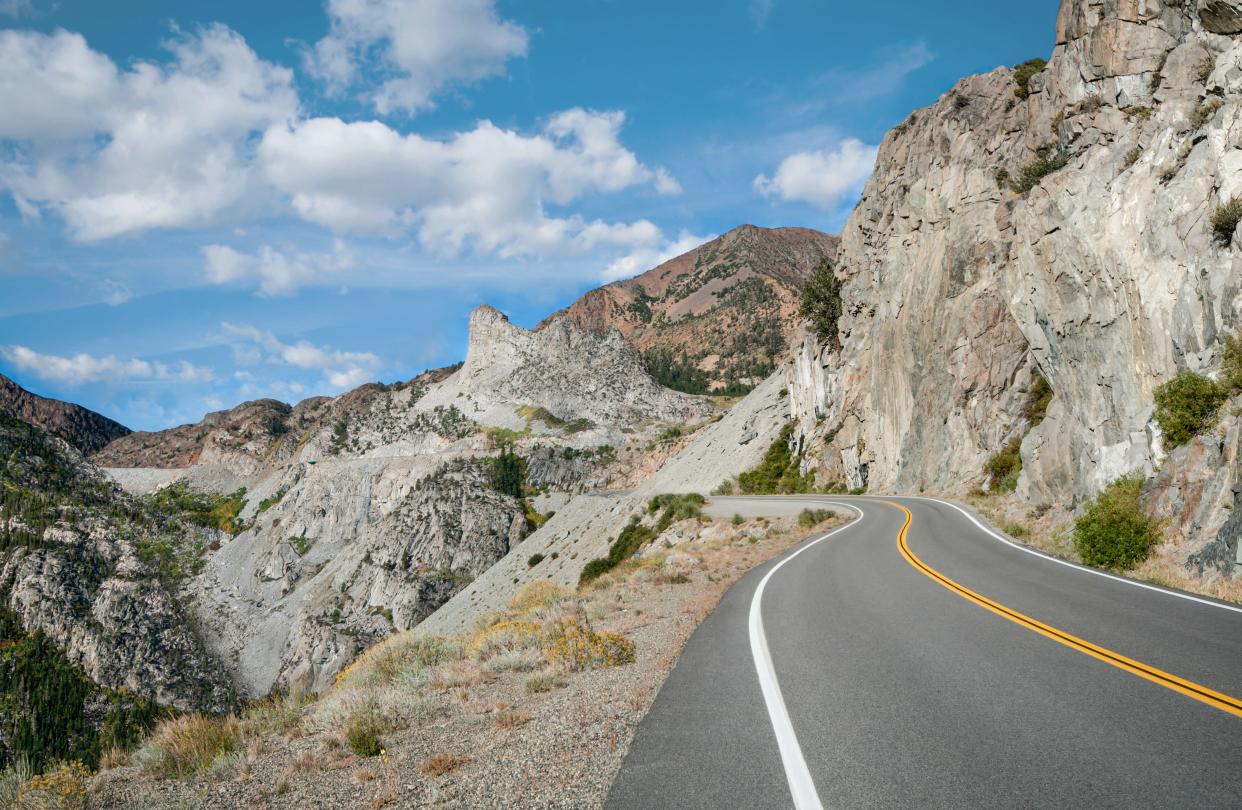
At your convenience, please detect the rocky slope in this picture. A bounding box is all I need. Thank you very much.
[91,305,715,696]
[0,373,131,455]
[0,413,233,712]
[787,0,1242,577]
[544,225,838,393]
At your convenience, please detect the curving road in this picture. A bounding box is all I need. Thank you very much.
[604,496,1242,809]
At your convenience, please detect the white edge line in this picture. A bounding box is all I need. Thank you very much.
[905,495,1242,616]
[748,501,862,810]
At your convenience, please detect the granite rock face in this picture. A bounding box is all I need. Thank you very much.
[786,0,1242,576]
[0,414,233,711]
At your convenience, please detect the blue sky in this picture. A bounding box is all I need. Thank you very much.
[0,0,1059,430]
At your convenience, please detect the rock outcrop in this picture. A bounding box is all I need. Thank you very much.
[0,373,130,455]
[0,413,233,711]
[785,0,1242,579]
[417,305,717,428]
[544,225,839,393]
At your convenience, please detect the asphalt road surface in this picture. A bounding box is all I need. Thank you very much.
[605,496,1242,809]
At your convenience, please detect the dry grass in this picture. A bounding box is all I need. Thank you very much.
[419,752,466,777]
[1132,546,1242,605]
[509,581,571,615]
[134,714,241,778]
[493,708,532,730]
[353,767,376,784]
[523,672,557,694]
[428,659,492,692]
[98,746,128,771]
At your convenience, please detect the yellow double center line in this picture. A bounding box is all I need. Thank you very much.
[887,500,1242,719]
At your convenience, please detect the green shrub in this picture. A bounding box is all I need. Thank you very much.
[984,436,1023,493]
[1220,332,1242,392]
[344,710,383,758]
[1024,373,1053,427]
[736,424,814,495]
[1211,197,1242,247]
[647,493,705,524]
[731,513,744,527]
[488,445,525,498]
[1073,475,1157,570]
[1153,371,1224,447]
[797,508,834,528]
[1012,57,1047,99]
[1001,521,1028,538]
[526,553,544,568]
[578,516,660,586]
[800,259,843,350]
[1011,145,1068,193]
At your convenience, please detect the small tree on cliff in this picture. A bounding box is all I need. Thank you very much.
[800,259,843,352]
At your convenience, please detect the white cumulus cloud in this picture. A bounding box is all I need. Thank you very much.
[203,240,354,296]
[221,324,380,390]
[600,230,713,283]
[753,138,878,211]
[257,108,675,258]
[307,0,528,115]
[0,25,297,240]
[1,345,214,384]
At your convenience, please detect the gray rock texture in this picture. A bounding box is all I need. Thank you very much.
[0,414,233,711]
[787,0,1242,538]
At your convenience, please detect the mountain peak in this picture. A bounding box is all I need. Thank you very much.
[0,373,131,455]
[540,224,839,394]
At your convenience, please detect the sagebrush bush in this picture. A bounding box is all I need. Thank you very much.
[1153,371,1224,447]
[543,617,636,671]
[14,760,89,809]
[1073,475,1157,570]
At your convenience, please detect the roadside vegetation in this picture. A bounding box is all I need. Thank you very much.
[579,494,705,585]
[1072,475,1158,570]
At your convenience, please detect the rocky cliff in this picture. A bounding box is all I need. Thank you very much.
[787,0,1242,575]
[544,225,838,393]
[0,373,131,455]
[0,413,233,712]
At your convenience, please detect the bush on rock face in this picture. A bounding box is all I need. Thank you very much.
[1073,475,1158,570]
[1153,371,1224,447]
